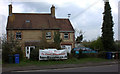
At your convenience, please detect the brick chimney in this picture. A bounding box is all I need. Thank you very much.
[9,4,12,16]
[51,5,55,17]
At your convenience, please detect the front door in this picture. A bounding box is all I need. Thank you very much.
[26,46,35,59]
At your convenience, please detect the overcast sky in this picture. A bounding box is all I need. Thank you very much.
[0,0,118,41]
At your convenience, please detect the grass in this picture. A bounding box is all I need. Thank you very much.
[0,61,2,65]
[3,57,114,67]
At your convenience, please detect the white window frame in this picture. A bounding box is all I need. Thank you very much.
[46,32,51,39]
[64,33,69,39]
[16,32,21,39]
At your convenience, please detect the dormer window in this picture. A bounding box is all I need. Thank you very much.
[26,20,30,23]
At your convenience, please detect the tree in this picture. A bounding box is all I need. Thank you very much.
[2,34,23,63]
[76,35,83,43]
[75,29,84,43]
[101,1,115,51]
[89,37,104,51]
[54,31,62,50]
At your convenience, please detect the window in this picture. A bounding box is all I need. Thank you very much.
[46,32,51,39]
[26,20,30,23]
[16,32,21,39]
[64,33,69,39]
[61,45,66,49]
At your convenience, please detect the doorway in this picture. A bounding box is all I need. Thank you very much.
[25,46,35,59]
[61,45,72,53]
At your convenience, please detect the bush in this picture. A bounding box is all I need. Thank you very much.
[30,48,39,61]
[2,42,11,63]
[71,49,98,59]
[13,47,24,61]
[70,49,79,58]
[77,50,88,59]
[97,51,106,59]
[85,53,98,58]
[67,53,74,59]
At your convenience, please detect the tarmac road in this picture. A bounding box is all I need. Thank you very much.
[0,49,2,74]
[13,64,118,72]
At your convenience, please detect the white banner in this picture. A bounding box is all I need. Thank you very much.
[39,49,67,60]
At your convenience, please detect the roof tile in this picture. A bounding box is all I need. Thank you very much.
[7,13,74,32]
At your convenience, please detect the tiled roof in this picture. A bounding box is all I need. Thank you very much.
[6,13,74,32]
[56,19,74,32]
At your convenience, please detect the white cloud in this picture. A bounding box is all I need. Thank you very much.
[0,0,118,41]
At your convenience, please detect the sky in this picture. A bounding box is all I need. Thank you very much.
[118,1,120,40]
[0,0,118,41]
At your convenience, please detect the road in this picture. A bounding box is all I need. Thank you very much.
[13,64,118,72]
[0,49,2,74]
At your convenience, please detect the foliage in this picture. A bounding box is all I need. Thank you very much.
[76,35,83,43]
[13,46,24,61]
[2,41,11,63]
[30,48,39,61]
[82,41,91,47]
[89,37,104,51]
[97,51,107,59]
[72,50,88,59]
[101,1,115,51]
[2,34,22,63]
[82,37,104,51]
[54,32,62,50]
[75,29,84,43]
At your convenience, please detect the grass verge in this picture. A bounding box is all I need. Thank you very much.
[3,58,115,67]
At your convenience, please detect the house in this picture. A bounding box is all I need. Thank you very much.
[6,4,75,58]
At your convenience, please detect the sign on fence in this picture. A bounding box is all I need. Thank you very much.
[39,49,67,60]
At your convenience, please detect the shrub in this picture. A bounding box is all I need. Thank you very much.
[77,50,88,59]
[13,47,24,61]
[2,34,22,63]
[97,51,106,59]
[30,48,39,61]
[67,53,74,59]
[2,42,11,63]
[85,53,98,58]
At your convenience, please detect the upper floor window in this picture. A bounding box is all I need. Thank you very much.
[64,33,69,39]
[25,20,30,23]
[46,32,51,39]
[16,32,21,39]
